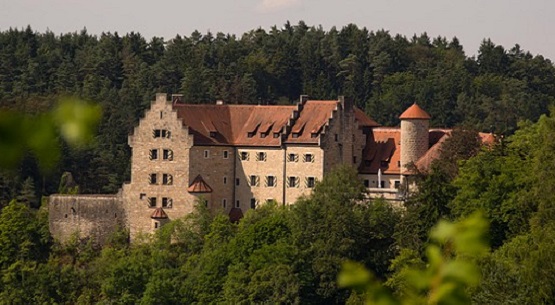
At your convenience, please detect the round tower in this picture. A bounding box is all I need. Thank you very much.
[400,103,430,173]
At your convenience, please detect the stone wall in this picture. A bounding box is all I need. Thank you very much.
[49,194,126,245]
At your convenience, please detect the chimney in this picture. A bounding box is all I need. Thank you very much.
[216,100,224,105]
[172,94,184,104]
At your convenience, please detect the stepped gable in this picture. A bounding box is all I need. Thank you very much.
[187,175,213,193]
[285,100,339,144]
[150,208,168,219]
[360,128,449,175]
[399,103,431,120]
[354,108,380,128]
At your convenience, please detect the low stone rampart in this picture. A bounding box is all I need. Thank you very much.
[49,194,126,245]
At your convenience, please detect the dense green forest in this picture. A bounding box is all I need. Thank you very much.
[1,22,555,304]
[1,22,555,201]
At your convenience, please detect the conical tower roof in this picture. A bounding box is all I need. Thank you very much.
[399,103,431,120]
[187,175,213,193]
[150,207,168,219]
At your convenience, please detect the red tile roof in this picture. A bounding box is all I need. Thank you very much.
[187,175,213,193]
[354,108,381,128]
[151,208,168,219]
[285,100,339,144]
[399,103,431,120]
[360,128,449,175]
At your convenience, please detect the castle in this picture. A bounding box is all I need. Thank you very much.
[49,93,491,243]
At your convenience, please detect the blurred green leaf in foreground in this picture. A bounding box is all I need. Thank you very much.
[339,212,489,305]
[0,97,101,170]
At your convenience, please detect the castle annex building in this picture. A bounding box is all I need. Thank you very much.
[49,93,492,243]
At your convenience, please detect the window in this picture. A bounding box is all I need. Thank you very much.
[292,133,299,138]
[380,161,388,167]
[149,173,157,185]
[149,149,158,160]
[153,129,171,138]
[235,200,240,208]
[240,151,249,161]
[311,133,318,138]
[163,149,173,161]
[394,180,401,189]
[306,177,316,188]
[287,176,299,188]
[154,222,159,229]
[247,132,255,138]
[256,152,267,162]
[236,178,240,186]
[273,133,280,138]
[204,150,209,158]
[335,134,339,141]
[162,197,172,208]
[148,197,157,208]
[140,193,146,200]
[223,150,229,159]
[260,132,268,138]
[303,153,314,163]
[363,179,370,188]
[250,198,257,209]
[160,111,163,119]
[223,176,227,184]
[222,199,227,208]
[249,175,260,187]
[380,181,386,188]
[353,156,357,164]
[287,153,298,162]
[210,131,217,137]
[162,174,173,185]
[265,176,276,187]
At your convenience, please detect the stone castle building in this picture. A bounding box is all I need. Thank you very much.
[49,93,493,243]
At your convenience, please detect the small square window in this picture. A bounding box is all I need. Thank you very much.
[287,153,298,162]
[149,149,158,160]
[163,149,173,161]
[162,174,173,185]
[303,154,314,163]
[249,175,259,186]
[223,151,229,159]
[162,197,172,208]
[266,176,276,187]
[256,152,267,162]
[260,132,267,138]
[306,177,316,188]
[394,181,401,189]
[149,173,157,185]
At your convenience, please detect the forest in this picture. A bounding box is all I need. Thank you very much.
[1,22,555,304]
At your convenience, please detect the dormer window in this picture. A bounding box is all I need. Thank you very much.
[273,132,280,138]
[380,161,388,167]
[311,133,318,138]
[260,132,268,138]
[210,131,217,137]
[247,132,255,138]
[292,133,300,138]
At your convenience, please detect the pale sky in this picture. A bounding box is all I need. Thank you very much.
[0,0,553,60]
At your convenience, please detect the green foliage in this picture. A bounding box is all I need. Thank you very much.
[340,213,489,305]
